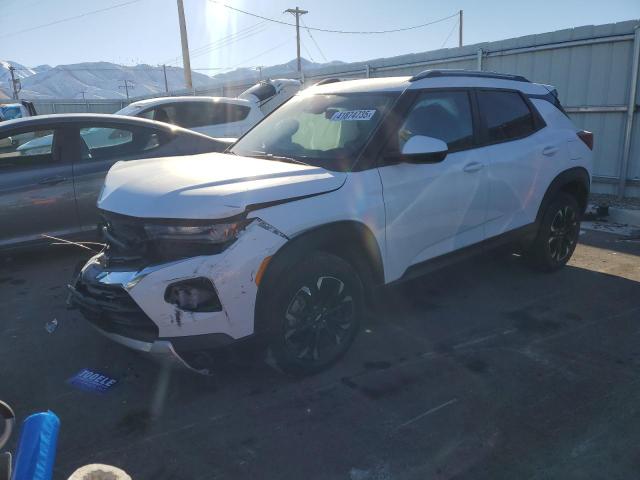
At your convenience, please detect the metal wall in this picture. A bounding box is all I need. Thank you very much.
[32,20,640,197]
[31,99,127,115]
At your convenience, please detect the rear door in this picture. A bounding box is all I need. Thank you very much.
[475,89,547,238]
[0,126,77,247]
[70,122,172,228]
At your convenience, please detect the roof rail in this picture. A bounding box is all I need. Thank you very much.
[409,69,530,83]
[314,78,341,86]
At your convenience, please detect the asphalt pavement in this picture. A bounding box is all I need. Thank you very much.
[1,229,639,480]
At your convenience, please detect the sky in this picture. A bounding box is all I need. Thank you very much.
[1,0,639,74]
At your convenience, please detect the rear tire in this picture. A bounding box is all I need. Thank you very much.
[264,252,363,376]
[526,192,581,272]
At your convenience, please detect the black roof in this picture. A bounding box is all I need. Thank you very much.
[409,69,530,83]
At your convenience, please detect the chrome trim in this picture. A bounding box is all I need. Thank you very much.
[86,254,198,290]
[95,270,138,286]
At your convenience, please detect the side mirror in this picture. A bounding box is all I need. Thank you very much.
[400,135,448,163]
[0,137,13,149]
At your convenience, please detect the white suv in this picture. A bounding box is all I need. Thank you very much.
[70,70,593,375]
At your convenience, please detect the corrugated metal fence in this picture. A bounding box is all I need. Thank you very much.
[31,20,640,197]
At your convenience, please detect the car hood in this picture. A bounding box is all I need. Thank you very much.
[98,152,346,219]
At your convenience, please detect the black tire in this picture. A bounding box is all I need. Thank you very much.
[264,252,363,376]
[526,192,581,272]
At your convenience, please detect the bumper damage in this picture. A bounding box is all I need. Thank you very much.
[68,220,287,373]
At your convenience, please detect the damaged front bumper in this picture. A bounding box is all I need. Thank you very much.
[68,220,288,372]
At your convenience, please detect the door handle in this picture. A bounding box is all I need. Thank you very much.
[463,162,484,173]
[542,146,559,156]
[38,176,68,186]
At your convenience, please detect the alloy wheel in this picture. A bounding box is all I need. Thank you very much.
[283,275,355,365]
[548,205,579,262]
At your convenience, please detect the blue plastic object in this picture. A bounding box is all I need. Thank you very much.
[11,411,60,480]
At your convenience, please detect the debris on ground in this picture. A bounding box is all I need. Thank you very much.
[589,193,640,211]
[44,318,58,333]
[581,221,640,237]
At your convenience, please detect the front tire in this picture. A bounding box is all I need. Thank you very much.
[265,252,363,376]
[526,192,581,272]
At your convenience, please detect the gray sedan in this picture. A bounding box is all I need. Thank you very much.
[0,114,232,250]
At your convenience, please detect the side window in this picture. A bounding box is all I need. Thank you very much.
[0,129,56,170]
[397,91,474,152]
[136,109,154,120]
[477,90,536,143]
[213,103,251,124]
[79,126,165,161]
[151,105,178,125]
[163,102,252,128]
[172,103,212,128]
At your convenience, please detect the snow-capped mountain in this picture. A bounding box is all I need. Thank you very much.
[0,62,219,100]
[0,58,343,100]
[212,58,344,84]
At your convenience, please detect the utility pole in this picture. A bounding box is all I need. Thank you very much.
[256,66,263,81]
[459,10,463,47]
[80,90,88,111]
[8,66,20,100]
[284,6,308,76]
[119,79,134,100]
[176,0,193,90]
[162,64,169,93]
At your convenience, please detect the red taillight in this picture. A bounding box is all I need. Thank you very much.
[577,130,593,150]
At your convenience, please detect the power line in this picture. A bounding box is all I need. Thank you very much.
[440,17,459,49]
[189,23,270,61]
[0,0,144,39]
[206,0,458,35]
[230,40,291,69]
[160,21,269,66]
[302,18,327,62]
[184,22,267,57]
[301,41,315,63]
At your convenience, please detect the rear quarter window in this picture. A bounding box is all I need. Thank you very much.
[477,90,538,144]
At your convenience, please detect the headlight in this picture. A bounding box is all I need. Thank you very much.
[143,219,252,245]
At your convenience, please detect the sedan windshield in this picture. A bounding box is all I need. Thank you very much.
[230,92,397,171]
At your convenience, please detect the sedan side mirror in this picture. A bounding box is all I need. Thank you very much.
[400,135,448,163]
[0,137,13,149]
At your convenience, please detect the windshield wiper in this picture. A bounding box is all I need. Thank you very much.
[245,151,310,166]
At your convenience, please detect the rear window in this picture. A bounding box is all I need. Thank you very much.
[477,90,537,143]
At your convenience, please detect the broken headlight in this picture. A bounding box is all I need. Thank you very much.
[143,219,252,245]
[140,219,253,259]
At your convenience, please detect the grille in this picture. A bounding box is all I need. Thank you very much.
[71,262,159,342]
[100,210,229,265]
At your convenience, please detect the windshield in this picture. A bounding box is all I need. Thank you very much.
[230,92,397,171]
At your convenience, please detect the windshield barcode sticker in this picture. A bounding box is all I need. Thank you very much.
[330,110,376,121]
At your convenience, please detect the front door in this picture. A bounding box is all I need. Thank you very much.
[377,89,488,282]
[0,126,77,247]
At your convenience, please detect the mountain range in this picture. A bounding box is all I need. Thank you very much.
[0,58,343,100]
